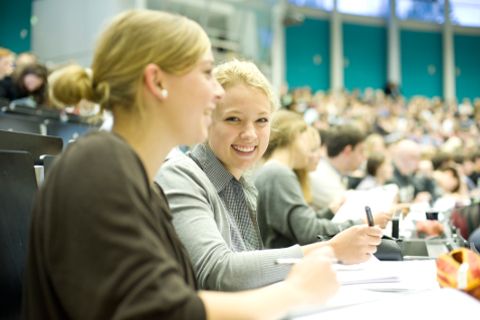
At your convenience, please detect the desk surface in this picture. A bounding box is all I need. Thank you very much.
[289,288,480,320]
[285,259,480,319]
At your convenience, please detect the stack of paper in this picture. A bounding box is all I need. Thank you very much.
[332,184,399,223]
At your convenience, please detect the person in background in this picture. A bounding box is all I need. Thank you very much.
[156,60,346,292]
[363,133,387,156]
[48,64,97,115]
[432,165,468,199]
[389,139,433,203]
[12,52,38,77]
[16,63,49,105]
[48,64,111,127]
[309,124,367,210]
[23,10,338,320]
[356,153,394,190]
[0,47,16,101]
[254,110,383,256]
[1,62,49,106]
[0,47,15,80]
[384,81,400,100]
[295,126,329,209]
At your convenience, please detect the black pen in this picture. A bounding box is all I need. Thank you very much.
[365,206,374,226]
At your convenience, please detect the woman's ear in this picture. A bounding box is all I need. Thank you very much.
[144,64,168,101]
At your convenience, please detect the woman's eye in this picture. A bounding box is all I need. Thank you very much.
[257,118,269,124]
[226,117,240,122]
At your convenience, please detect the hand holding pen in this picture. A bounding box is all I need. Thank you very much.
[364,206,393,229]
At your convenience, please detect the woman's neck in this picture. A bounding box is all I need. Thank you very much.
[113,109,175,182]
[269,148,293,169]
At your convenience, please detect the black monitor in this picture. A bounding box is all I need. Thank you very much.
[0,130,63,164]
[0,150,37,319]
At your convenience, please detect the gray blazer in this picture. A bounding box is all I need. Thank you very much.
[155,147,302,291]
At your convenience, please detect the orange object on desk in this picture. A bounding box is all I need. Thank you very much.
[436,248,480,300]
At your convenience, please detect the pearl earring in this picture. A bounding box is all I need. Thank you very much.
[160,88,168,98]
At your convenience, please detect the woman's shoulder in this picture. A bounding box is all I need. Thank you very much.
[63,132,134,164]
[261,160,294,174]
[255,161,296,182]
[44,132,149,197]
[161,151,202,175]
[157,151,212,189]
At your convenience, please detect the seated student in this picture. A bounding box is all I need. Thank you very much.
[23,10,339,319]
[0,47,15,100]
[309,124,367,210]
[5,63,49,106]
[0,47,15,80]
[356,153,394,190]
[295,126,344,219]
[389,139,434,203]
[48,64,112,130]
[433,165,469,200]
[255,110,387,250]
[48,64,99,116]
[156,60,382,291]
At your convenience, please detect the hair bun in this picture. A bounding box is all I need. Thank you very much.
[93,81,110,108]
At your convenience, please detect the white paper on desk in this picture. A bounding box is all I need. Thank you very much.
[335,258,438,288]
[336,258,401,285]
[290,288,480,320]
[332,184,398,223]
[354,260,439,291]
[288,260,446,320]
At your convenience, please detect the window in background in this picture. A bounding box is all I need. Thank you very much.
[450,0,480,27]
[288,0,333,11]
[338,0,389,17]
[397,0,445,24]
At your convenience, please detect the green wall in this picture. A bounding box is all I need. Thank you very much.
[400,29,442,98]
[284,16,479,100]
[285,18,330,91]
[0,0,32,53]
[343,23,386,92]
[455,34,480,101]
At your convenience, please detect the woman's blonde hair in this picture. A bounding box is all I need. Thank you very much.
[263,109,307,160]
[0,47,14,59]
[214,59,278,111]
[48,64,92,108]
[264,110,318,202]
[297,126,321,203]
[53,10,210,113]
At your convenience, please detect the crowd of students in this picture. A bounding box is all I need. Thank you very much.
[2,8,479,320]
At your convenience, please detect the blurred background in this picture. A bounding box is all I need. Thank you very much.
[1,0,479,103]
